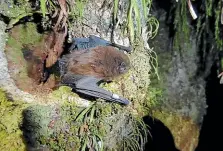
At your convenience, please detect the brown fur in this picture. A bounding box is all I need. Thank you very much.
[23,49,45,84]
[65,46,130,80]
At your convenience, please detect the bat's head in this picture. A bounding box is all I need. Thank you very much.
[97,46,130,79]
[118,62,128,74]
[112,54,130,75]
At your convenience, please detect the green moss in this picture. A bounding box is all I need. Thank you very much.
[50,86,77,98]
[17,23,43,45]
[21,100,81,150]
[214,1,223,49]
[5,23,44,82]
[144,50,172,111]
[5,23,42,63]
[0,0,32,18]
[0,89,28,151]
[52,101,81,150]
[21,99,147,151]
[173,0,191,51]
[151,110,199,151]
[6,23,42,49]
[22,105,55,147]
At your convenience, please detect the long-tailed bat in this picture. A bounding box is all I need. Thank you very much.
[59,35,131,105]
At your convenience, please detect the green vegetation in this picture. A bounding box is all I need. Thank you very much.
[152,110,200,151]
[172,0,190,51]
[0,89,28,151]
[114,0,159,43]
[68,0,88,22]
[5,23,43,85]
[172,0,223,50]
[0,0,164,150]
[20,100,148,151]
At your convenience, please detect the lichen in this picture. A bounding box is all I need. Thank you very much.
[0,89,28,151]
[49,86,90,107]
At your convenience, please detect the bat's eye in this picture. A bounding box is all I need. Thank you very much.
[118,62,126,73]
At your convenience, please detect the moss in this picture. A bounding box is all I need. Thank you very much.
[144,49,172,110]
[151,110,199,151]
[22,105,55,147]
[48,101,81,150]
[21,100,83,150]
[6,22,42,47]
[21,103,80,150]
[20,99,147,151]
[5,22,43,75]
[4,22,50,93]
[0,0,32,18]
[214,1,223,49]
[173,0,191,51]
[50,86,75,99]
[48,86,90,107]
[0,89,28,151]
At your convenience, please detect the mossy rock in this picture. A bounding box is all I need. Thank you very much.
[152,110,199,151]
[0,89,28,151]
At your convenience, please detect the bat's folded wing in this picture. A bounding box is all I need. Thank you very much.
[61,73,130,105]
[69,35,132,53]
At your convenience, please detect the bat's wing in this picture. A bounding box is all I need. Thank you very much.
[89,35,132,52]
[69,37,91,51]
[69,35,109,52]
[69,35,132,53]
[61,73,130,105]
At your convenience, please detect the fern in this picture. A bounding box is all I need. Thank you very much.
[40,0,47,17]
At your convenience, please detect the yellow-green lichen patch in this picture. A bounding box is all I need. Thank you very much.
[48,86,90,107]
[152,110,199,151]
[0,89,28,151]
